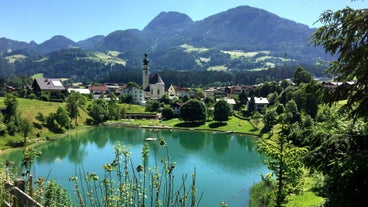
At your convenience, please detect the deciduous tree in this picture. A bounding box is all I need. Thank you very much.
[214,99,232,122]
[65,91,86,126]
[180,99,207,123]
[3,93,18,123]
[257,135,307,207]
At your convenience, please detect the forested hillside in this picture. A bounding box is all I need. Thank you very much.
[0,6,331,84]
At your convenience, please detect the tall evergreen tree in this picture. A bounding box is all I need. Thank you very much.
[247,96,256,114]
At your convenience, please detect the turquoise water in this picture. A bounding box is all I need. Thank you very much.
[1,127,269,206]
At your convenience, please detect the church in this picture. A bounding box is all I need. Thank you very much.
[142,53,165,99]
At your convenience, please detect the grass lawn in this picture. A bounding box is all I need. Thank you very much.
[114,116,260,136]
[286,192,325,207]
[286,174,325,207]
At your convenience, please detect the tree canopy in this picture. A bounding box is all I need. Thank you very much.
[180,99,207,123]
[312,7,368,118]
[213,99,232,122]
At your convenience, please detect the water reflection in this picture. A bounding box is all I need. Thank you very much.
[0,127,268,207]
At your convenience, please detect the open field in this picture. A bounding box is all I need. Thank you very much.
[181,44,209,53]
[222,50,270,59]
[207,65,228,71]
[4,54,27,63]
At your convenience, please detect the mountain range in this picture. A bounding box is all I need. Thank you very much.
[0,6,331,81]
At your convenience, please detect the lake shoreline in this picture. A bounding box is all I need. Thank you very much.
[0,119,261,155]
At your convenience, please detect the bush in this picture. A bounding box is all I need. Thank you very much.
[249,174,276,207]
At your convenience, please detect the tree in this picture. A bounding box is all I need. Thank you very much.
[88,99,109,125]
[0,114,6,135]
[310,8,368,206]
[181,95,190,103]
[45,107,71,133]
[238,90,247,106]
[312,7,368,118]
[194,88,205,99]
[107,92,120,120]
[127,81,140,88]
[159,94,171,105]
[213,99,232,122]
[247,96,256,114]
[65,91,86,126]
[262,109,277,133]
[257,135,307,207]
[145,100,161,112]
[161,106,174,120]
[54,107,71,130]
[304,130,368,207]
[284,100,301,125]
[292,66,312,85]
[180,99,207,123]
[19,117,33,143]
[3,93,18,123]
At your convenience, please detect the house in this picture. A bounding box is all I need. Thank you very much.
[89,85,108,98]
[205,87,226,98]
[142,53,165,99]
[216,97,236,108]
[171,102,183,115]
[105,83,126,94]
[229,85,253,96]
[168,84,194,98]
[121,86,145,105]
[167,84,177,98]
[247,97,269,111]
[67,88,91,95]
[175,86,195,98]
[32,78,66,100]
[6,85,16,93]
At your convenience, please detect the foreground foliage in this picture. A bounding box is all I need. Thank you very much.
[69,139,201,207]
[312,7,368,118]
[1,139,202,207]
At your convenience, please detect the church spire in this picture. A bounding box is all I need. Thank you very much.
[143,53,149,70]
[142,53,150,90]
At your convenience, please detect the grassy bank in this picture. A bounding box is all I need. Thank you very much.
[0,97,260,151]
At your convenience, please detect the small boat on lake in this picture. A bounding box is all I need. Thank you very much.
[145,137,157,141]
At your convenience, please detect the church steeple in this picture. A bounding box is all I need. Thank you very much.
[142,53,150,90]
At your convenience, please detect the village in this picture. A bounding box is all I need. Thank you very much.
[27,54,277,119]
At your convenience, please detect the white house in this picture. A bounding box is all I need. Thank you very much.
[121,86,145,105]
[247,97,269,111]
[67,88,91,95]
[216,97,236,107]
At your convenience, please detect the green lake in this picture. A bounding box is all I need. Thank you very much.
[1,127,269,206]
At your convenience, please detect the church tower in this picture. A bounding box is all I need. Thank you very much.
[142,53,150,90]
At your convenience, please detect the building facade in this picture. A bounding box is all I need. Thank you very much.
[142,54,165,99]
[121,86,145,105]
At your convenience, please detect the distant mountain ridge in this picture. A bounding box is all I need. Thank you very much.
[0,5,330,80]
[1,6,317,54]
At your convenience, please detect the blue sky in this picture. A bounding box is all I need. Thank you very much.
[0,0,367,43]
